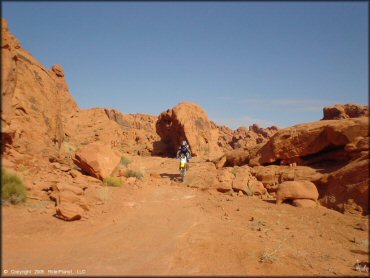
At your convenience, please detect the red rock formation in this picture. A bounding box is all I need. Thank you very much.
[322,103,368,120]
[318,153,369,215]
[214,123,278,152]
[1,18,78,158]
[156,102,222,157]
[250,117,368,166]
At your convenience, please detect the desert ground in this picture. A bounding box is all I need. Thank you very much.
[2,157,369,276]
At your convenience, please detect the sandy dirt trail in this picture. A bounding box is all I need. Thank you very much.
[2,158,369,276]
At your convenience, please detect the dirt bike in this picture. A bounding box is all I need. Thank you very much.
[179,154,188,182]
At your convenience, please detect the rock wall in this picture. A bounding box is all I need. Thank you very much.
[1,18,78,158]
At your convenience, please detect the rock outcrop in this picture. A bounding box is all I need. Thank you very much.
[322,103,368,120]
[215,123,278,152]
[249,117,368,166]
[1,19,79,159]
[251,165,322,193]
[62,108,160,157]
[317,153,369,215]
[156,102,222,158]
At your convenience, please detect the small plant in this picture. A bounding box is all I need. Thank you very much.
[231,166,239,177]
[120,156,131,167]
[125,169,144,180]
[259,238,287,263]
[103,176,123,187]
[245,186,254,196]
[2,169,27,204]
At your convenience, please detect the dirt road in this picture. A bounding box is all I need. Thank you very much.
[2,158,369,276]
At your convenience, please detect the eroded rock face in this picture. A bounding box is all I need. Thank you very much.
[1,19,79,158]
[72,141,121,180]
[250,117,368,166]
[156,102,222,158]
[317,153,369,215]
[322,103,368,120]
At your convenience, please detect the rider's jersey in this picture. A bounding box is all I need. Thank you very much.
[177,144,191,158]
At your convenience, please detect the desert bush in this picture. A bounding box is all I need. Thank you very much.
[2,169,27,204]
[103,176,123,187]
[120,156,131,167]
[125,169,144,180]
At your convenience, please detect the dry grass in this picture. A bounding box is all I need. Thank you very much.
[124,169,144,180]
[259,238,288,264]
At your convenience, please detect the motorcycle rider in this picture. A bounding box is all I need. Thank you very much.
[176,140,192,169]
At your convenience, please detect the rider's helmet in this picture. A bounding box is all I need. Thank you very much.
[181,140,187,146]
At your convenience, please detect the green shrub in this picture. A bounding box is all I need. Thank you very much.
[103,176,123,187]
[2,169,27,204]
[125,169,144,180]
[120,156,131,167]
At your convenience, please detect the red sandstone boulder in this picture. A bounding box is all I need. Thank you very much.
[156,102,222,157]
[322,103,368,120]
[72,141,121,180]
[276,180,319,205]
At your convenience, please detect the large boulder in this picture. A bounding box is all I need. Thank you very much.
[156,102,222,158]
[322,103,368,120]
[250,117,368,166]
[72,141,121,180]
[276,180,319,205]
[1,18,79,158]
